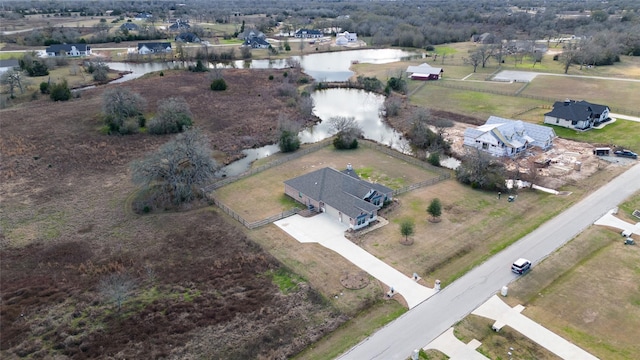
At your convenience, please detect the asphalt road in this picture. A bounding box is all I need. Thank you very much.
[339,162,640,360]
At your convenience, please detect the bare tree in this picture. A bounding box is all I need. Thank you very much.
[466,50,483,72]
[131,128,219,206]
[329,116,363,149]
[99,273,135,312]
[560,42,579,74]
[103,88,146,134]
[0,69,26,98]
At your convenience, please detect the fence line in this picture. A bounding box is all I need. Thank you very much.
[202,139,452,229]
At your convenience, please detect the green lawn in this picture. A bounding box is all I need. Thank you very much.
[551,120,640,152]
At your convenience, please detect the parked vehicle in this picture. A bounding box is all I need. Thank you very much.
[511,258,531,274]
[614,149,638,159]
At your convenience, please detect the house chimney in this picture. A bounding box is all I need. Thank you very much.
[347,163,353,171]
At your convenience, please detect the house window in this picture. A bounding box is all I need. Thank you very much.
[556,119,559,124]
[298,191,302,198]
[482,143,489,150]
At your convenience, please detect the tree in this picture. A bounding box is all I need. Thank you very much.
[0,69,26,98]
[427,198,442,220]
[102,88,146,134]
[560,42,579,74]
[49,80,71,101]
[148,97,193,134]
[131,128,219,206]
[329,116,362,150]
[466,50,483,72]
[400,218,414,242]
[455,149,506,191]
[99,273,135,312]
[278,116,301,153]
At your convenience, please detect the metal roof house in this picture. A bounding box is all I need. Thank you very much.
[543,99,610,130]
[284,165,393,230]
[464,116,556,157]
[406,63,443,80]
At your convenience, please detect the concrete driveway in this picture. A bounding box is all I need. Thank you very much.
[274,213,435,308]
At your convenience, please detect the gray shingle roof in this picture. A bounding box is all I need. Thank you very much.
[544,100,609,122]
[285,167,392,218]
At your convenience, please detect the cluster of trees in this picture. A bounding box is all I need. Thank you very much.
[455,149,507,191]
[102,88,194,135]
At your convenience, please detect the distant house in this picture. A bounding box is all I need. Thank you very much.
[241,28,269,48]
[244,37,270,48]
[175,32,200,43]
[336,31,357,45]
[138,42,172,55]
[543,99,610,130]
[284,165,393,230]
[169,21,190,31]
[120,22,139,31]
[134,12,152,21]
[294,28,323,38]
[0,59,20,74]
[45,44,91,57]
[406,63,443,80]
[464,116,556,157]
[470,32,495,44]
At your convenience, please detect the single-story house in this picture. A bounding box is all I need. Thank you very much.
[470,32,495,44]
[45,44,91,57]
[175,32,200,43]
[134,12,152,21]
[463,116,556,157]
[120,22,139,31]
[284,165,393,230]
[138,42,172,55]
[406,63,443,80]
[0,59,20,74]
[294,28,323,38]
[244,37,270,48]
[336,31,357,45]
[543,99,610,130]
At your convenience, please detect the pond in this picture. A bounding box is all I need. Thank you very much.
[106,48,422,83]
[103,48,457,175]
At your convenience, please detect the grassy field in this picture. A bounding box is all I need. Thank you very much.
[521,76,640,112]
[446,192,640,360]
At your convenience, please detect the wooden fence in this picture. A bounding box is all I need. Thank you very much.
[201,139,453,229]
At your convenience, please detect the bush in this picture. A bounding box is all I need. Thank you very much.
[279,130,300,153]
[49,80,71,101]
[427,152,440,166]
[189,60,208,72]
[210,78,227,91]
[148,97,193,135]
[333,135,359,150]
[268,75,274,80]
[40,82,50,94]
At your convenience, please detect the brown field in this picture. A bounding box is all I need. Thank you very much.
[0,69,339,358]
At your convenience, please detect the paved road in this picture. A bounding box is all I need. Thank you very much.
[339,162,640,359]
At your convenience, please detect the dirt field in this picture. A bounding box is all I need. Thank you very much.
[0,70,337,358]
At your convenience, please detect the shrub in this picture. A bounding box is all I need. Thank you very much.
[49,80,71,101]
[148,97,193,135]
[279,130,300,153]
[210,78,227,91]
[428,152,440,166]
[189,60,208,72]
[159,71,164,76]
[268,75,274,80]
[40,82,50,94]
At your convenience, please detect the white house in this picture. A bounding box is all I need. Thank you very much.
[137,42,172,55]
[45,44,91,57]
[464,116,556,157]
[336,31,357,45]
[543,99,610,130]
